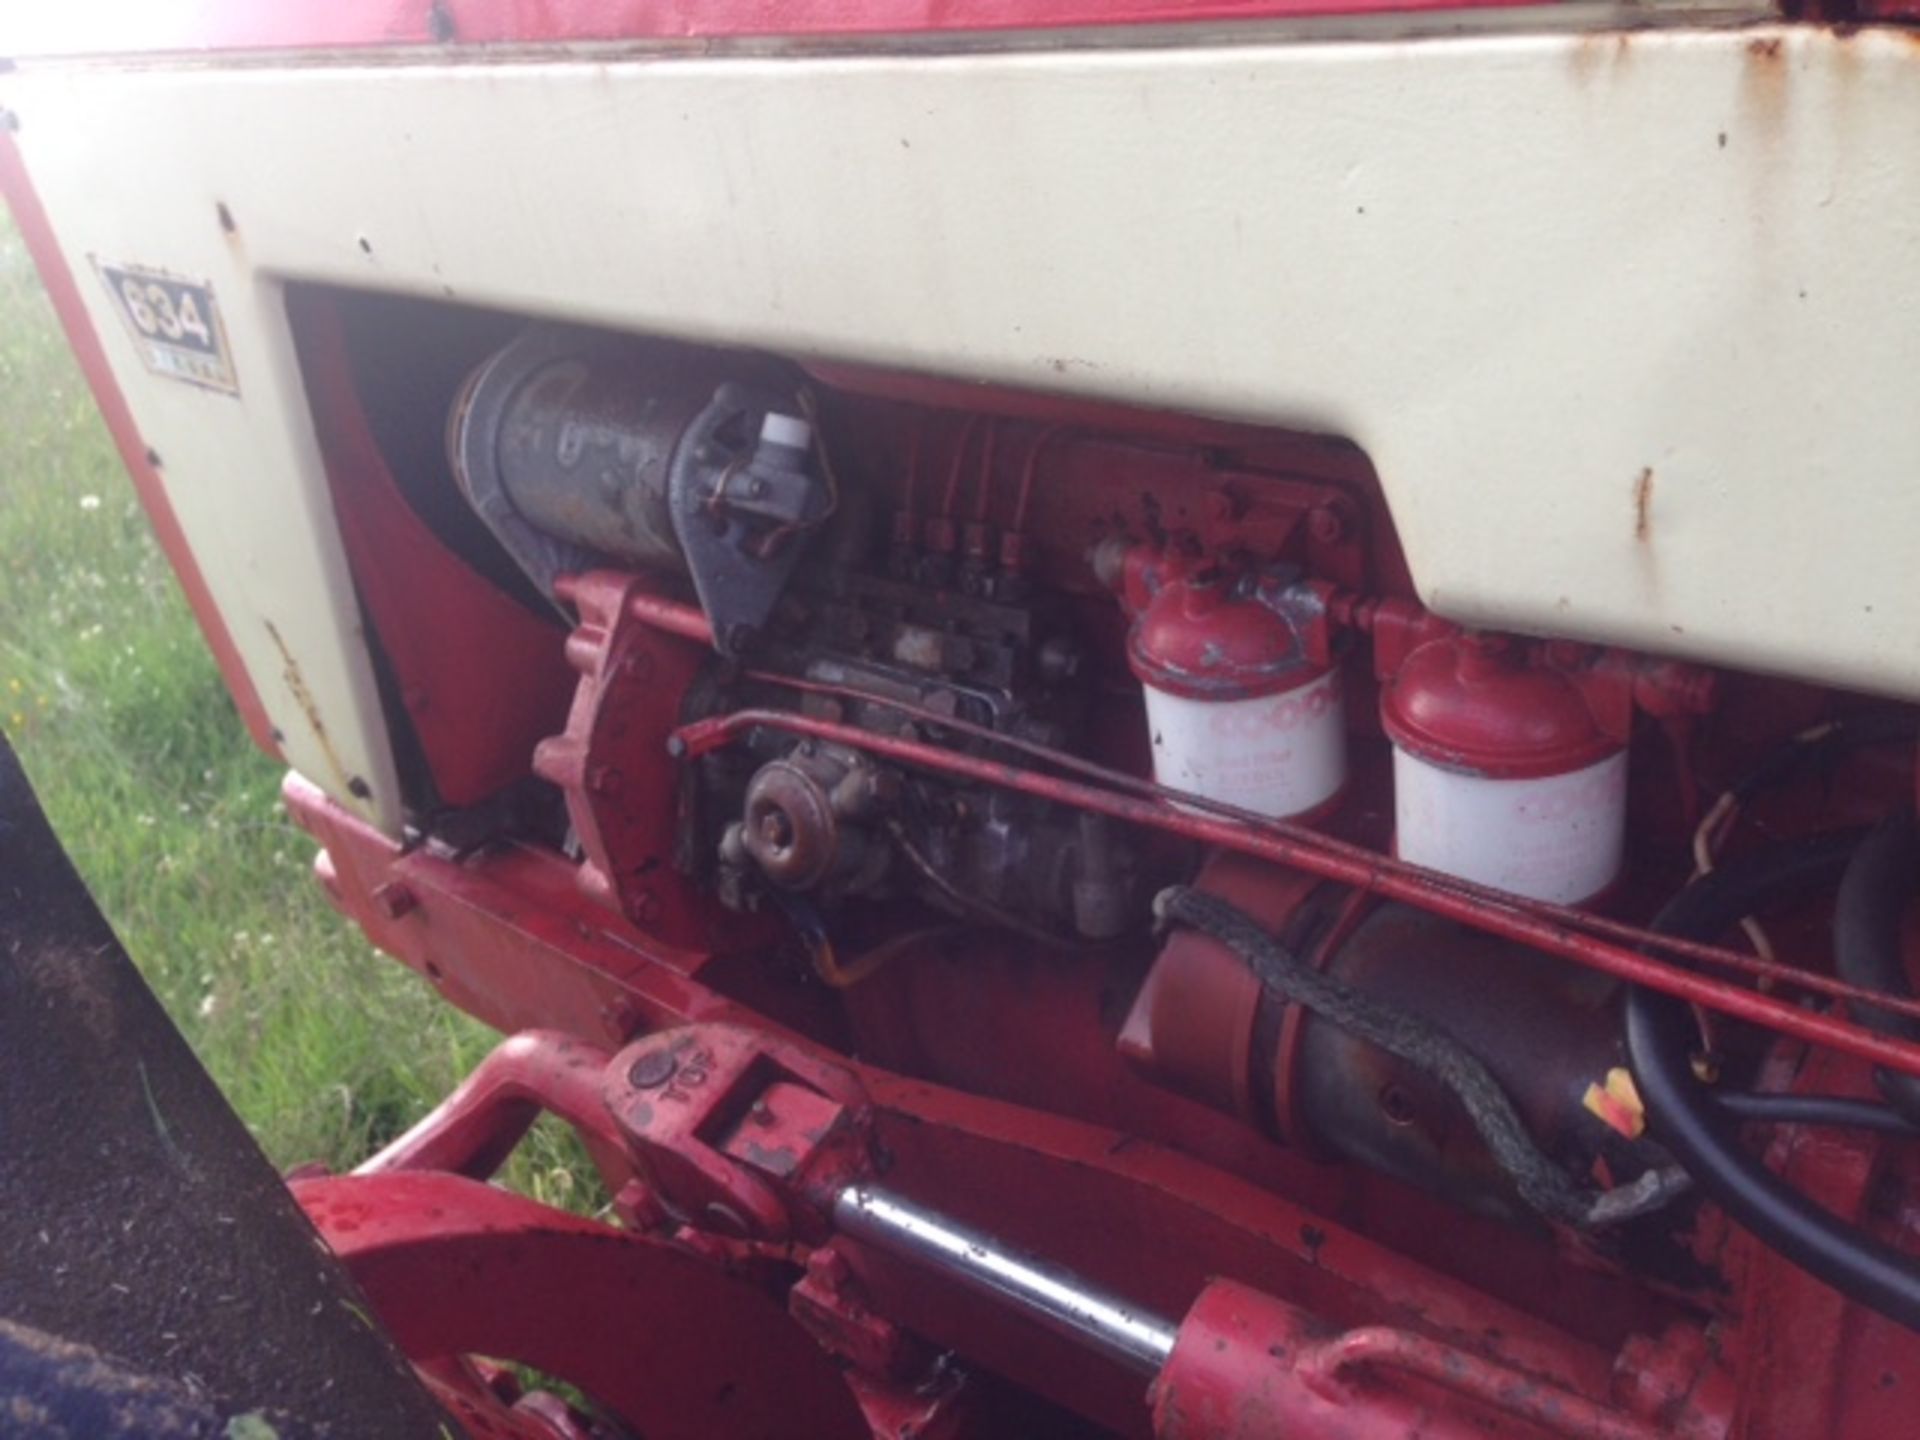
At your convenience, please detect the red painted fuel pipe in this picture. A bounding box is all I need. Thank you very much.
[672,706,1920,1081]
[602,582,1920,1021]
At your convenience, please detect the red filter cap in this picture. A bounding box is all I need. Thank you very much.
[1127,561,1331,701]
[1381,632,1619,779]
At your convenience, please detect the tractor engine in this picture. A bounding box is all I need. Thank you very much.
[446,324,1702,1234]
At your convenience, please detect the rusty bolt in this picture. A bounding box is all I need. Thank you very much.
[627,1050,679,1090]
[1307,504,1348,545]
[371,882,418,920]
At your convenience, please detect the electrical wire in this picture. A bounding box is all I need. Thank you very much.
[1683,712,1920,1053]
[770,888,947,990]
[884,819,1101,949]
[1624,831,1920,1333]
[760,386,840,552]
[1713,1092,1920,1136]
[1835,814,1920,1122]
[1159,884,1689,1229]
[1690,791,1779,972]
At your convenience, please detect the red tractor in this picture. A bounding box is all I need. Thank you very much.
[4,3,1920,1435]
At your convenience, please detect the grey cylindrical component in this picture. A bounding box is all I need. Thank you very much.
[831,1185,1178,1377]
[450,326,781,583]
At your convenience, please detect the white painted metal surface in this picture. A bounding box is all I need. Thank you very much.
[1393,747,1628,903]
[5,24,1918,825]
[1145,671,1348,819]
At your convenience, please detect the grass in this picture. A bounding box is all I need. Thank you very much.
[0,217,591,1208]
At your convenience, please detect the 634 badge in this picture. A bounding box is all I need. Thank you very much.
[94,260,239,395]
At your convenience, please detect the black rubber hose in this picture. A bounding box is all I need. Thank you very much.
[1835,815,1920,1122]
[1623,829,1920,1332]
[1728,711,1920,806]
[1714,1092,1920,1136]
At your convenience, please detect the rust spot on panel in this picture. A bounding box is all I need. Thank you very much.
[215,202,246,261]
[1633,468,1654,543]
[263,619,356,800]
[1567,30,1635,85]
[1739,33,1791,127]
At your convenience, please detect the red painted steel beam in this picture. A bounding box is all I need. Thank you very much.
[356,1029,619,1178]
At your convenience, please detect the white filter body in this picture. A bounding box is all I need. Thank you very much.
[1392,747,1627,904]
[1144,669,1346,819]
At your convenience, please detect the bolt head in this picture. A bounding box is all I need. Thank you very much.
[1308,504,1347,544]
[372,882,418,920]
[627,1050,679,1090]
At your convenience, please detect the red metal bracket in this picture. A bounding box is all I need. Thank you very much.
[605,1024,873,1242]
[532,569,762,951]
[297,1170,870,1440]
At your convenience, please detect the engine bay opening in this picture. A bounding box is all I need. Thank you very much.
[281,282,1920,1439]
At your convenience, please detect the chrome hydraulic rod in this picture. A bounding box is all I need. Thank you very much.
[832,1184,1178,1377]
